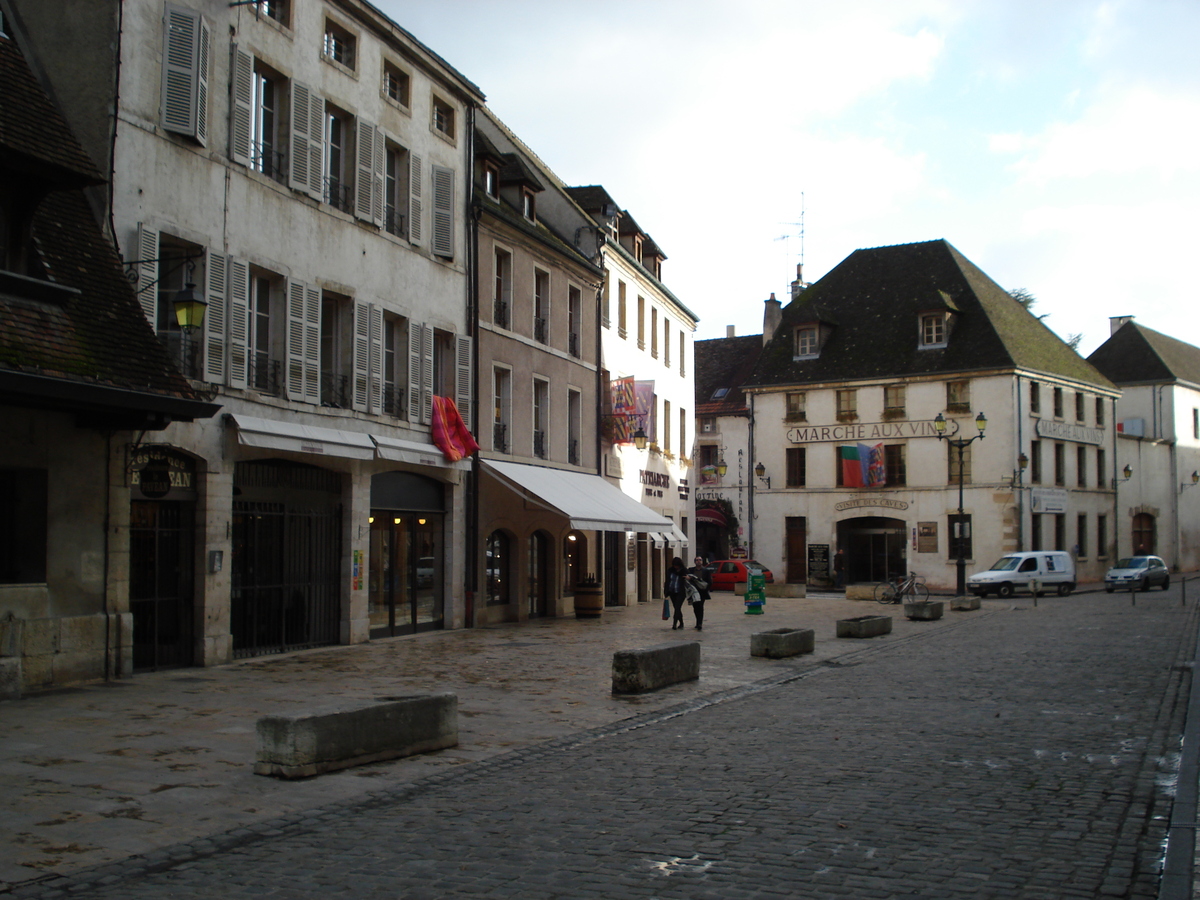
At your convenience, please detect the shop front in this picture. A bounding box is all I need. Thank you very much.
[369,471,446,638]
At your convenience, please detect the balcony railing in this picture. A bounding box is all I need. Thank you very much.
[534,316,547,344]
[324,177,353,214]
[381,383,406,418]
[568,331,580,358]
[569,438,580,466]
[533,430,546,459]
[384,206,406,238]
[161,331,202,380]
[493,299,509,329]
[321,371,349,408]
[493,422,508,453]
[251,142,286,184]
[249,352,281,395]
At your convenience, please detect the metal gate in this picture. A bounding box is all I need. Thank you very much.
[130,500,194,671]
[231,500,342,659]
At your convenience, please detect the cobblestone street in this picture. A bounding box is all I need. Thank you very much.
[6,589,1195,899]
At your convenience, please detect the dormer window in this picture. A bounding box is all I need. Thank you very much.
[484,163,499,199]
[794,326,819,359]
[521,187,536,221]
[920,313,947,348]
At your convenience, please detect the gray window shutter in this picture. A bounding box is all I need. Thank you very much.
[420,324,434,425]
[352,299,370,412]
[431,165,454,258]
[134,223,159,325]
[203,251,227,384]
[289,82,311,195]
[306,90,324,200]
[368,304,383,413]
[407,320,423,425]
[408,152,423,245]
[226,257,250,388]
[354,119,377,223]
[162,5,205,142]
[303,284,321,404]
[455,333,472,426]
[285,279,306,401]
[229,44,253,167]
[371,127,385,227]
[195,14,210,145]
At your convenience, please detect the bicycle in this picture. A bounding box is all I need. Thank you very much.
[874,571,930,604]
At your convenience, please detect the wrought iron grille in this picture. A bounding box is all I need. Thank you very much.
[534,316,547,344]
[493,422,508,453]
[494,299,509,329]
[533,430,546,459]
[381,384,407,418]
[324,177,353,213]
[249,353,281,395]
[321,371,349,408]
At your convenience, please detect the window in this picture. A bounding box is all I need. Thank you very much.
[637,296,646,349]
[1195,408,1199,440]
[1054,514,1066,551]
[920,313,946,347]
[1054,443,1065,486]
[946,380,970,412]
[322,18,356,70]
[617,281,627,338]
[521,188,536,221]
[230,49,286,181]
[679,331,686,377]
[0,469,47,583]
[949,514,972,561]
[383,141,410,237]
[568,286,582,358]
[664,320,671,368]
[1096,397,1105,427]
[483,162,499,199]
[568,389,582,466]
[948,444,972,485]
[794,326,818,358]
[144,233,205,378]
[249,0,288,25]
[323,104,352,212]
[1030,381,1041,414]
[1053,387,1064,418]
[1097,448,1106,489]
[699,416,717,434]
[432,95,455,140]
[493,248,512,327]
[248,269,283,394]
[381,314,408,417]
[382,60,410,108]
[1029,441,1041,483]
[486,531,510,606]
[161,4,211,145]
[533,378,549,459]
[1077,515,1088,559]
[679,407,687,461]
[885,445,906,485]
[320,291,352,407]
[533,269,549,344]
[601,278,610,328]
[493,367,511,452]
[836,389,857,422]
[651,308,658,358]
[1075,392,1085,422]
[430,165,455,258]
[785,392,806,421]
[1097,514,1108,558]
[1031,514,1042,550]
[1076,446,1087,487]
[663,399,672,453]
[884,384,905,417]
[786,448,806,487]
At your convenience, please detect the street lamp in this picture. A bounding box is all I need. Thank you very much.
[716,455,728,477]
[934,411,987,597]
[754,461,770,489]
[1013,451,1029,551]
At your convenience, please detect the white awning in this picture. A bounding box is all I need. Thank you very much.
[482,460,674,533]
[372,434,469,470]
[666,525,689,546]
[229,414,375,460]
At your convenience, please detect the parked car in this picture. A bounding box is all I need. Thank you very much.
[967,551,1076,598]
[1105,556,1170,592]
[708,559,774,590]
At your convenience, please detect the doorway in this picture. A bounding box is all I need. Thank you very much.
[838,516,907,584]
[369,513,443,637]
[130,499,195,671]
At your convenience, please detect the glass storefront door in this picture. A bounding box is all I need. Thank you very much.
[369,512,442,637]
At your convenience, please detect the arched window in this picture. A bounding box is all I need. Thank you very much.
[486,530,511,606]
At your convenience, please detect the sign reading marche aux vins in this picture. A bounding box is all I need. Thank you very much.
[786,418,957,444]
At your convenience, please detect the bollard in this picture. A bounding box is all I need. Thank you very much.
[1183,576,1187,608]
[1031,578,1038,608]
[1130,579,1137,606]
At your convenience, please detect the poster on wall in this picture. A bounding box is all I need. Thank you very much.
[917,522,938,553]
[808,544,830,585]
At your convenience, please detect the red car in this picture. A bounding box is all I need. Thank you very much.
[708,560,774,590]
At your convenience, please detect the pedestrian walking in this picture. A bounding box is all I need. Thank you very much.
[664,557,688,630]
[687,556,711,630]
[833,548,846,590]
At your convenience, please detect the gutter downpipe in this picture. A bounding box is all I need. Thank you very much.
[465,103,478,628]
[747,392,756,559]
[1015,374,1024,552]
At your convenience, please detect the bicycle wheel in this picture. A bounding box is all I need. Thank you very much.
[875,582,898,604]
[911,583,930,602]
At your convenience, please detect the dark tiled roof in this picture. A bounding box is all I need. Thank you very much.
[748,239,1114,389]
[475,192,601,276]
[564,185,615,212]
[0,35,103,187]
[1087,322,1200,386]
[498,153,544,192]
[695,335,763,415]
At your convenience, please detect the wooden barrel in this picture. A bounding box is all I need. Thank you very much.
[573,583,603,618]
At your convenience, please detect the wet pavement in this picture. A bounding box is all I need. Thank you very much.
[1,586,1196,897]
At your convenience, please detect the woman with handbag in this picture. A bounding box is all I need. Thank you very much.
[687,556,712,631]
[664,557,688,630]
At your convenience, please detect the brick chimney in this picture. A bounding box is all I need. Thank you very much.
[1109,315,1134,335]
[763,293,782,346]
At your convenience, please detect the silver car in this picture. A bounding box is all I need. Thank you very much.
[1104,556,1170,592]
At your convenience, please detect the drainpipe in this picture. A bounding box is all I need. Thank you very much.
[747,392,756,559]
[1015,374,1024,552]
[1112,397,1121,559]
[464,103,480,628]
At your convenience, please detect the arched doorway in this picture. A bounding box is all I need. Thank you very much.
[528,530,551,617]
[837,516,907,584]
[1132,513,1156,555]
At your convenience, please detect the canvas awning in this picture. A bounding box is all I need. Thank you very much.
[372,434,469,470]
[695,506,728,527]
[482,460,674,533]
[229,414,375,459]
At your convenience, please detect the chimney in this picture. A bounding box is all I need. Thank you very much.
[763,293,782,346]
[726,325,736,338]
[790,263,808,301]
[1109,315,1134,335]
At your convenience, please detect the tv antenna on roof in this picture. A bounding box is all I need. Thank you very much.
[775,192,807,290]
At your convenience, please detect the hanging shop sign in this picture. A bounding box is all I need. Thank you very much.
[130,446,196,500]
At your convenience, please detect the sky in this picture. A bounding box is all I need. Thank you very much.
[378,0,1199,357]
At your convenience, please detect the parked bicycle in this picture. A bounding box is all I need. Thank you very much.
[875,571,930,604]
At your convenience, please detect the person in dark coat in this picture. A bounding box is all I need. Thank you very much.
[664,557,688,630]
[833,549,846,589]
[687,556,712,630]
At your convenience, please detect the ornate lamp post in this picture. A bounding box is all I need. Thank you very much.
[935,411,987,597]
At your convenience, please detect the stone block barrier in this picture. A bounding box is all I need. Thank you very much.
[904,601,945,621]
[765,583,806,598]
[254,692,458,779]
[836,615,893,638]
[845,584,875,601]
[612,641,700,694]
[750,627,815,659]
[951,597,981,611]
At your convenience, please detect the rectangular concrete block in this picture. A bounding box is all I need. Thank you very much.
[612,641,700,694]
[836,615,893,638]
[751,627,814,659]
[904,601,944,621]
[58,613,105,651]
[845,584,875,601]
[0,657,21,700]
[951,597,981,611]
[254,692,458,779]
[22,618,58,656]
[765,584,806,598]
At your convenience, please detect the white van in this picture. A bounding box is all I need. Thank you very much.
[967,551,1075,598]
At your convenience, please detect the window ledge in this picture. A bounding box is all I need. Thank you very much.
[836,413,859,423]
[321,53,358,79]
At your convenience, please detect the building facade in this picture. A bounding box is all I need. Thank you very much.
[1089,317,1200,570]
[720,240,1120,592]
[9,0,484,675]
